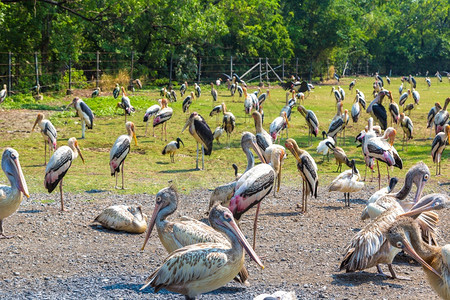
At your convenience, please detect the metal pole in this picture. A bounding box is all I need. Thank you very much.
[35,52,39,88]
[96,51,99,88]
[8,52,11,96]
[266,57,269,83]
[259,58,262,83]
[198,57,201,83]
[230,56,233,79]
[282,58,285,80]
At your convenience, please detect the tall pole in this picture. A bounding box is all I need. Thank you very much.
[198,57,201,83]
[295,57,299,76]
[128,51,134,91]
[34,52,39,89]
[282,58,285,80]
[266,57,269,83]
[67,56,73,95]
[230,56,233,79]
[169,53,173,86]
[96,51,100,88]
[259,58,262,84]
[8,52,11,96]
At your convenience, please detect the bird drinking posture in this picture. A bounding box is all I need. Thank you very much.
[297,105,319,146]
[387,211,450,299]
[67,97,94,139]
[141,204,264,300]
[153,98,173,141]
[117,87,135,122]
[270,111,289,143]
[143,100,162,136]
[285,138,318,213]
[31,113,57,165]
[94,205,148,233]
[162,137,184,163]
[141,186,250,285]
[44,137,84,211]
[109,122,138,189]
[0,148,29,238]
[328,159,364,207]
[431,124,450,176]
[182,112,213,170]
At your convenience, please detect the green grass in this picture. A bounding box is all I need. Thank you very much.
[1,77,449,200]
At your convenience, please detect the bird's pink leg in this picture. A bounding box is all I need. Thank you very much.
[60,178,65,211]
[252,202,262,249]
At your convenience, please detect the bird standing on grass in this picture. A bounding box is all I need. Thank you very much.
[143,100,162,137]
[66,97,94,139]
[182,112,213,170]
[153,99,173,142]
[117,87,135,122]
[31,113,57,165]
[109,122,138,189]
[399,113,413,151]
[113,83,120,99]
[162,137,184,163]
[0,84,7,104]
[45,137,84,211]
[222,103,236,148]
[431,124,450,176]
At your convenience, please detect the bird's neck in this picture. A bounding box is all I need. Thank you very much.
[394,175,413,200]
[218,226,244,260]
[254,118,263,133]
[156,203,176,228]
[244,148,255,173]
[408,225,437,265]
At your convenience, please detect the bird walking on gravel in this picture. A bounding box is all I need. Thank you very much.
[162,137,184,163]
[109,122,138,189]
[45,137,84,211]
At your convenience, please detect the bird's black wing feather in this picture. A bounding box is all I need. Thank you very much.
[194,117,213,155]
[80,101,94,129]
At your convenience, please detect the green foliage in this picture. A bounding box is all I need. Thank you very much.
[62,69,88,89]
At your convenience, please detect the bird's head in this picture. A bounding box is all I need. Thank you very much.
[181,112,197,133]
[444,124,450,141]
[383,127,397,146]
[126,121,138,146]
[32,113,44,132]
[404,162,430,203]
[284,138,302,162]
[68,137,85,164]
[2,148,29,198]
[176,137,184,147]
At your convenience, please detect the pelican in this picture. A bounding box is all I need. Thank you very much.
[194,82,201,98]
[252,111,272,152]
[141,186,250,285]
[269,111,289,143]
[0,84,7,104]
[285,138,318,213]
[143,100,162,137]
[31,113,57,165]
[340,193,446,279]
[325,142,351,172]
[182,112,213,170]
[94,205,147,233]
[67,97,94,139]
[153,98,173,141]
[182,91,195,116]
[328,159,364,207]
[44,137,84,211]
[141,204,264,299]
[210,83,218,106]
[222,103,236,148]
[180,81,187,97]
[213,126,224,144]
[427,102,442,138]
[229,147,284,248]
[109,122,138,189]
[0,148,29,238]
[399,113,413,151]
[434,97,450,134]
[113,83,120,99]
[316,131,335,162]
[388,96,400,125]
[297,105,319,146]
[162,137,184,163]
[387,212,450,299]
[117,87,135,121]
[431,124,450,176]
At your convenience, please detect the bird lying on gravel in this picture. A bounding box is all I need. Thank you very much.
[254,290,296,300]
[94,205,148,233]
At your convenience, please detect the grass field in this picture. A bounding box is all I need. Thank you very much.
[0,76,448,203]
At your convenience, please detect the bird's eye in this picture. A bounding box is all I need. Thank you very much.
[10,154,15,159]
[156,197,161,203]
[424,174,429,180]
[396,241,403,248]
[224,212,233,221]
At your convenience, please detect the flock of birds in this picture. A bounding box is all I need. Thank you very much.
[0,72,449,299]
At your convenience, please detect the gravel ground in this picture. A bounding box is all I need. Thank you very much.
[0,184,449,299]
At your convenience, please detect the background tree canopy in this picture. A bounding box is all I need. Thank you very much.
[0,0,448,78]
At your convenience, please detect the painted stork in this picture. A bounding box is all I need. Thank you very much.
[399,89,410,107]
[210,83,218,106]
[258,89,270,106]
[160,87,167,97]
[340,193,446,279]
[0,148,29,238]
[229,147,284,248]
[194,82,201,98]
[434,97,450,134]
[351,95,361,123]
[141,186,250,285]
[162,137,184,163]
[237,84,243,97]
[113,83,120,99]
[411,89,420,105]
[134,79,142,89]
[427,102,442,138]
[143,100,162,137]
[409,74,417,89]
[403,103,415,116]
[431,124,450,175]
[91,87,99,98]
[435,71,442,82]
[325,142,351,172]
[45,137,84,211]
[213,126,224,144]
[331,87,342,103]
[399,82,403,95]
[386,76,391,85]
[180,81,187,97]
[117,87,135,122]
[182,112,213,170]
[0,84,7,104]
[327,106,348,143]
[109,122,138,189]
[328,159,364,207]
[388,96,400,125]
[375,73,384,86]
[334,72,340,82]
[153,98,173,141]
[338,86,345,101]
[270,111,289,143]
[287,90,296,108]
[243,87,259,122]
[94,205,147,233]
[387,213,450,299]
[230,76,237,96]
[316,131,335,162]
[169,88,177,102]
[367,90,390,130]
[252,111,272,152]
[285,138,318,213]
[222,103,236,148]
[349,80,356,91]
[141,204,264,299]
[399,113,413,151]
[31,113,57,165]
[297,105,319,145]
[426,77,431,88]
[182,91,195,116]
[67,97,94,139]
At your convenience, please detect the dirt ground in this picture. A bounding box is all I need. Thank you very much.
[0,184,449,299]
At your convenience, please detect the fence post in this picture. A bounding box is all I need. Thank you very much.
[366,58,369,76]
[282,58,285,80]
[169,53,173,86]
[198,57,201,83]
[8,52,11,96]
[266,57,269,83]
[128,51,134,91]
[296,57,299,76]
[259,58,262,84]
[96,51,100,89]
[309,61,312,82]
[230,56,233,79]
[66,56,73,95]
[34,52,39,89]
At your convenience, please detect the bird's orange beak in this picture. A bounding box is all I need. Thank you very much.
[75,141,85,164]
